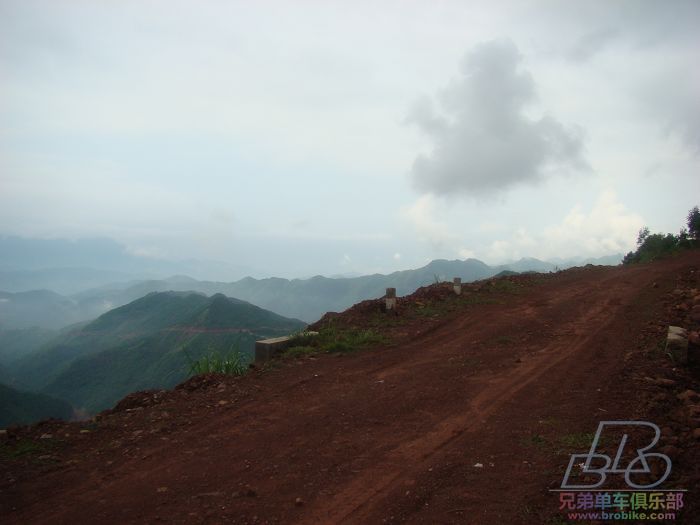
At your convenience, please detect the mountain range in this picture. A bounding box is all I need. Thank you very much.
[0,255,622,330]
[1,291,305,416]
[0,236,258,294]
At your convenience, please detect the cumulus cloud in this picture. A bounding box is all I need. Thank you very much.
[483,191,643,262]
[542,190,644,256]
[407,39,587,197]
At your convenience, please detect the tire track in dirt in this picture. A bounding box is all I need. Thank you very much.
[305,293,623,523]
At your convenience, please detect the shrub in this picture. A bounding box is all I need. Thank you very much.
[623,206,699,264]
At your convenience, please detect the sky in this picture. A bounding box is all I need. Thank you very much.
[1,0,699,278]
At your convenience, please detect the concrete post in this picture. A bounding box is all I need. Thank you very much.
[453,277,462,295]
[666,326,688,365]
[385,287,396,311]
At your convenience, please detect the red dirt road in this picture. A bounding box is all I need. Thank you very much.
[2,253,700,524]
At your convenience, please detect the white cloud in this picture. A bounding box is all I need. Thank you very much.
[482,190,643,262]
[542,190,643,256]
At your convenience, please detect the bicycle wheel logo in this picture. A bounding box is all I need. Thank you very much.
[560,421,671,489]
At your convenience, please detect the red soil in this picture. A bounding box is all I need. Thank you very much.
[2,253,700,524]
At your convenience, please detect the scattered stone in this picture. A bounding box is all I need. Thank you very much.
[157,487,168,493]
[473,463,484,468]
[660,445,682,459]
[691,305,700,323]
[677,390,700,403]
[0,429,7,436]
[39,433,52,439]
[686,402,700,414]
[689,331,700,346]
[218,400,229,406]
[80,430,90,434]
[661,426,674,438]
[295,497,304,506]
[654,378,677,387]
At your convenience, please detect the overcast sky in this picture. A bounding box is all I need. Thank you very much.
[1,0,698,278]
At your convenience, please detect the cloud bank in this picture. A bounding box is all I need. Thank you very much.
[407,40,587,197]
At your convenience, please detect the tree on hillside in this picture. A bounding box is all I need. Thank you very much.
[636,226,650,247]
[622,205,700,264]
[688,206,700,240]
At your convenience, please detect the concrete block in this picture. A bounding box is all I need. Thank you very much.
[255,336,291,363]
[453,277,462,295]
[666,326,689,365]
[669,326,688,338]
[254,332,318,363]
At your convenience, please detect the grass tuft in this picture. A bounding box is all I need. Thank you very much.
[186,346,248,376]
[286,323,386,356]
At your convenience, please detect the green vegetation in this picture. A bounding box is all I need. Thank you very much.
[688,205,700,239]
[623,206,699,264]
[0,438,50,459]
[0,383,73,428]
[559,432,597,449]
[0,437,64,465]
[0,327,57,367]
[6,291,305,416]
[545,514,569,525]
[186,346,248,376]
[283,346,318,358]
[488,278,524,294]
[414,303,450,318]
[522,434,547,449]
[285,325,386,357]
[494,335,515,346]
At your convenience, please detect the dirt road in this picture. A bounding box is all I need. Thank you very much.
[2,253,700,524]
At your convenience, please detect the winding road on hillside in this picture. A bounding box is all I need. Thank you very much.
[2,253,699,524]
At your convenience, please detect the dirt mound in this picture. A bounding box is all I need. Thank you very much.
[107,389,170,414]
[312,271,546,333]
